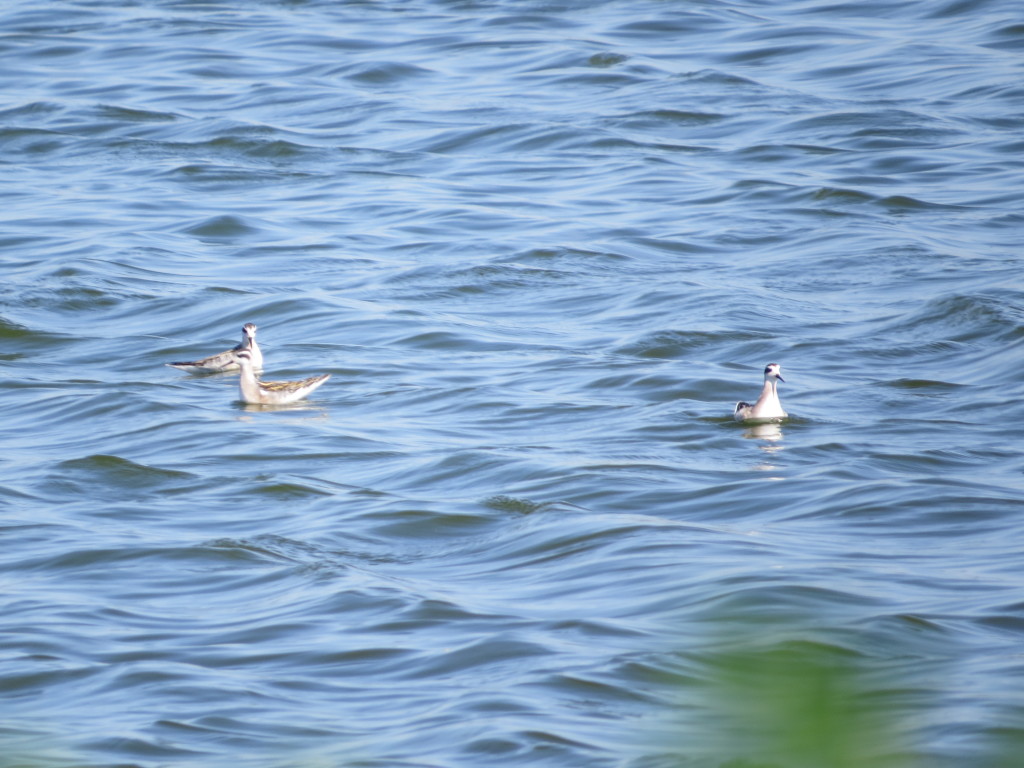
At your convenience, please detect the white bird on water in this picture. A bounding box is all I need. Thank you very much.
[232,348,329,405]
[167,323,262,373]
[733,363,788,422]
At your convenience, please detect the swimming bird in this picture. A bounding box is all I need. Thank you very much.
[167,323,263,373]
[232,348,329,405]
[733,363,788,422]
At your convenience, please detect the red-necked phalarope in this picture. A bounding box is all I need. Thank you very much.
[167,323,263,373]
[733,363,788,422]
[232,348,329,405]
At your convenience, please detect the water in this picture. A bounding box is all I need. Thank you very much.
[2,1,1023,766]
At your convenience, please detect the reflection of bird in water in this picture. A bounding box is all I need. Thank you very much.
[734,363,787,423]
[744,422,783,441]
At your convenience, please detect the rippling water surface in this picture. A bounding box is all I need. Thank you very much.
[3,1,1024,766]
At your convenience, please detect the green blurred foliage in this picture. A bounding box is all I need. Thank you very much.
[658,619,1024,768]
[706,640,911,768]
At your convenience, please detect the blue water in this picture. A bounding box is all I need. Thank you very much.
[2,1,1024,766]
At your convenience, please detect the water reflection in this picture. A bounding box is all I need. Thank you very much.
[743,421,784,473]
[743,421,783,442]
[238,403,330,419]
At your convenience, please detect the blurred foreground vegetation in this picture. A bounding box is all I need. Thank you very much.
[664,620,1024,768]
